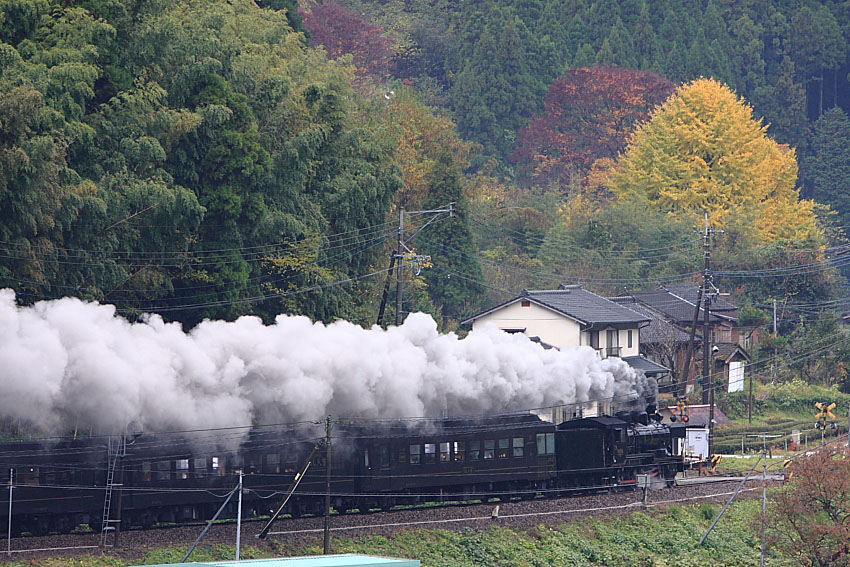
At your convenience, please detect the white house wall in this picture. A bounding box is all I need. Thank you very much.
[472,301,581,350]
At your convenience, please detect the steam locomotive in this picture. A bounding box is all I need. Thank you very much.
[0,407,683,537]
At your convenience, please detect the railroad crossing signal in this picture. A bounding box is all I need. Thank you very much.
[670,398,690,423]
[815,402,836,429]
[815,402,836,420]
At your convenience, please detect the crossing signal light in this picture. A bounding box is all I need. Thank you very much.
[682,415,689,423]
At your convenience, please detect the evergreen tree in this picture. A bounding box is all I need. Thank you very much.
[572,43,596,67]
[420,150,484,324]
[808,107,850,227]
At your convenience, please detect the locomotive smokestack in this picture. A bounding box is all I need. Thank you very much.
[0,290,654,436]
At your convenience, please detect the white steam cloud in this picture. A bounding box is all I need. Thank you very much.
[0,290,655,434]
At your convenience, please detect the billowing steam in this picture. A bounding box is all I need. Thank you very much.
[0,290,655,435]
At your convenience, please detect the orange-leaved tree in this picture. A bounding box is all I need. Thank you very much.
[608,78,820,244]
[769,446,850,567]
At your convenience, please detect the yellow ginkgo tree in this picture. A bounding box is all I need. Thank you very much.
[608,78,820,244]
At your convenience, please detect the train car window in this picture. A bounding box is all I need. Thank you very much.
[513,437,525,457]
[193,458,207,478]
[424,443,436,464]
[536,433,555,455]
[176,459,189,480]
[156,461,171,481]
[399,447,407,463]
[484,440,495,460]
[142,461,152,482]
[266,454,281,474]
[379,446,390,468]
[44,469,56,485]
[212,456,227,476]
[20,467,39,485]
[364,449,370,469]
[453,441,465,461]
[409,444,421,464]
[247,457,258,473]
[469,440,480,460]
[439,442,450,462]
[498,439,509,458]
[615,428,625,443]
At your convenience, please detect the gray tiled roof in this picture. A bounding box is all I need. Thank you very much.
[631,284,737,324]
[622,355,670,376]
[661,284,738,313]
[461,285,649,326]
[695,342,752,362]
[524,287,649,325]
[609,297,692,344]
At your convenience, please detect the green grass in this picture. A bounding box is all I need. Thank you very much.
[2,499,796,567]
[711,379,850,454]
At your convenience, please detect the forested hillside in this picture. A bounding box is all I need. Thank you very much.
[3,0,850,352]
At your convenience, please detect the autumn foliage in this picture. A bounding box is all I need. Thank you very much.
[770,446,850,567]
[299,1,394,79]
[511,67,674,188]
[608,78,820,244]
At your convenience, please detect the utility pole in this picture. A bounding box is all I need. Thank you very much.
[395,207,404,326]
[6,469,12,557]
[235,470,243,561]
[772,299,777,383]
[698,214,723,456]
[323,415,332,555]
[392,203,454,326]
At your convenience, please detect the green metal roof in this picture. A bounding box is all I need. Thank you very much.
[136,554,419,567]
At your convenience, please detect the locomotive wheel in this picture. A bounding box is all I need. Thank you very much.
[52,515,74,534]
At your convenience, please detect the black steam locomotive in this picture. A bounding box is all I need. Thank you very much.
[0,408,683,537]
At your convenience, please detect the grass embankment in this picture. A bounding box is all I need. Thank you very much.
[3,499,795,567]
[712,379,850,455]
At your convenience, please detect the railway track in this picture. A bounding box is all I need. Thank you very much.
[2,476,779,560]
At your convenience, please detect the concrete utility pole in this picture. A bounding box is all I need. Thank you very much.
[698,214,723,456]
[323,415,332,555]
[395,207,404,326]
[393,204,454,326]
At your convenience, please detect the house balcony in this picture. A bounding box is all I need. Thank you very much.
[595,347,622,358]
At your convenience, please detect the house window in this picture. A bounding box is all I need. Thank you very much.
[589,331,599,349]
[606,329,620,356]
[521,300,531,307]
[628,329,633,348]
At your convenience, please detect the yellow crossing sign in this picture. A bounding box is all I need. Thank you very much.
[815,402,836,420]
